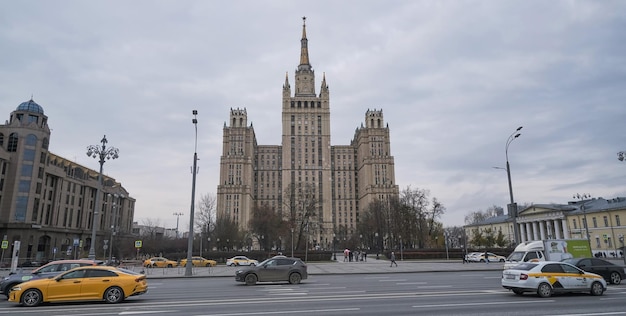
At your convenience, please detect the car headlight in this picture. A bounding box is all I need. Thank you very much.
[236,270,244,274]
[11,285,21,291]
[2,277,9,281]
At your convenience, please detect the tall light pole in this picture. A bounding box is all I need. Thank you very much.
[505,126,522,245]
[173,212,184,239]
[185,110,198,277]
[574,193,592,250]
[108,194,122,264]
[86,135,119,260]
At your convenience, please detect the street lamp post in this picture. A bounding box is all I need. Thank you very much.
[86,135,119,260]
[185,110,199,277]
[173,212,184,239]
[444,232,449,260]
[332,234,337,261]
[574,193,592,251]
[108,194,122,264]
[505,126,522,245]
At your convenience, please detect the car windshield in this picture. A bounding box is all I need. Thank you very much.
[561,258,577,264]
[507,252,525,261]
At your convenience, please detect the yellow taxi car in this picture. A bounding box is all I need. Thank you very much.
[143,257,178,268]
[226,256,259,267]
[8,266,148,307]
[476,252,506,263]
[180,256,217,267]
[502,261,606,297]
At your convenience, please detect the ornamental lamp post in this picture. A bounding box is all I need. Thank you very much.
[574,193,592,251]
[185,110,199,277]
[86,135,119,260]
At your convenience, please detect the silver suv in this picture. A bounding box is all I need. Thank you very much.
[235,256,307,285]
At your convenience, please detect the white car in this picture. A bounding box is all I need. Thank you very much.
[464,252,482,262]
[502,261,607,298]
[226,256,259,267]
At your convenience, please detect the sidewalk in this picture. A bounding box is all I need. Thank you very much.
[138,258,504,279]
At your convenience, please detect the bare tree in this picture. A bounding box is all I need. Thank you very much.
[282,183,320,251]
[140,218,162,238]
[249,204,288,251]
[195,193,216,235]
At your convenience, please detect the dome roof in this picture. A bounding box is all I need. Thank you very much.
[16,99,44,114]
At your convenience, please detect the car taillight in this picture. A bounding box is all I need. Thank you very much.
[519,274,528,280]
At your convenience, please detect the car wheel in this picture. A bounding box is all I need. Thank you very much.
[205,263,211,267]
[512,289,524,296]
[289,273,302,284]
[245,274,258,286]
[537,282,552,298]
[590,281,604,296]
[479,259,485,263]
[609,271,622,285]
[104,286,125,303]
[250,263,256,267]
[499,259,505,262]
[167,264,173,268]
[21,289,42,307]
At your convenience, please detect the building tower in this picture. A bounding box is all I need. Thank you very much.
[217,18,398,251]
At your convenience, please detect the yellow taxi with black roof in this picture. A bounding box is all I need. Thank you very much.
[502,261,607,297]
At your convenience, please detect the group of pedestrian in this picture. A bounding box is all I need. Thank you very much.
[343,249,368,262]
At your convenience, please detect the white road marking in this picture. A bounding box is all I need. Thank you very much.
[413,299,554,308]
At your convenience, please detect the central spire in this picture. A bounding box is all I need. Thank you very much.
[299,16,310,68]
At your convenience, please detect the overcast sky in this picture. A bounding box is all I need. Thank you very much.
[2,1,625,232]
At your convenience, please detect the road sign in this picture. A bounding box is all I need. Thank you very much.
[135,240,142,248]
[1,241,7,249]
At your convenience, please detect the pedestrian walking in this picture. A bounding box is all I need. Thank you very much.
[484,251,489,264]
[390,251,398,267]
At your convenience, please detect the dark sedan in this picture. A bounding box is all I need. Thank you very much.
[235,256,307,285]
[562,258,625,285]
[0,259,102,297]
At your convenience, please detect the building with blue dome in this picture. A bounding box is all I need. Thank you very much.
[0,99,136,266]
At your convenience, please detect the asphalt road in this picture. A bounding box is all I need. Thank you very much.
[1,270,625,315]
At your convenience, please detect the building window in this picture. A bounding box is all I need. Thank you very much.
[603,216,609,227]
[26,134,37,146]
[8,133,18,152]
[15,196,28,222]
[596,237,601,248]
[616,215,621,227]
[592,217,597,228]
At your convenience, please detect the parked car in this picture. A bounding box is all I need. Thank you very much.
[502,261,607,298]
[226,256,258,267]
[561,258,625,285]
[476,252,506,262]
[235,256,307,285]
[464,252,482,262]
[143,257,178,268]
[0,259,102,298]
[8,265,148,307]
[180,256,217,267]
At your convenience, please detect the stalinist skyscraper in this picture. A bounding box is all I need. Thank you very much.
[217,18,398,249]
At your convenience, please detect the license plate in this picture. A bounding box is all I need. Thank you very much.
[505,274,516,279]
